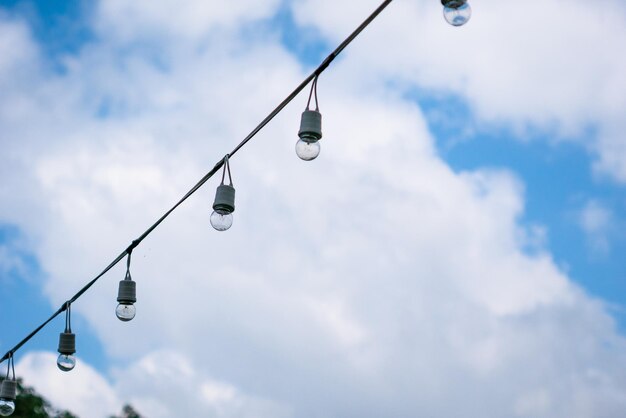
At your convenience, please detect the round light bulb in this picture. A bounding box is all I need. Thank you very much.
[295,138,320,161]
[443,2,471,26]
[116,303,136,321]
[210,209,233,231]
[0,400,15,417]
[57,354,76,372]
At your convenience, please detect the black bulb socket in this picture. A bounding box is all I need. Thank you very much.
[298,110,322,143]
[117,279,137,304]
[0,379,16,401]
[58,332,76,355]
[213,185,235,214]
[442,0,467,7]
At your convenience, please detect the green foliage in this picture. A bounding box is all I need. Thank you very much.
[109,404,143,418]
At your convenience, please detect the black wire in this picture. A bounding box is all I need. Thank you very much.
[4,355,15,380]
[64,302,72,333]
[125,250,132,281]
[126,249,132,271]
[219,155,233,186]
[313,78,319,111]
[225,156,233,186]
[306,76,318,110]
[0,0,395,366]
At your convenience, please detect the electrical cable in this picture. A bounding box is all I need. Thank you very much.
[0,0,394,365]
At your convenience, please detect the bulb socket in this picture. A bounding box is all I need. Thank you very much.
[117,279,137,304]
[213,184,236,213]
[0,379,16,401]
[298,110,322,142]
[58,332,76,355]
[441,0,467,7]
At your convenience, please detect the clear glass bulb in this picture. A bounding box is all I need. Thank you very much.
[444,2,471,26]
[116,303,136,321]
[210,209,233,231]
[57,354,76,372]
[295,138,321,161]
[0,400,15,417]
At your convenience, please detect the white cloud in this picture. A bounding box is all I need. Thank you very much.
[2,1,626,417]
[110,350,291,418]
[95,0,281,42]
[17,351,289,418]
[578,200,613,255]
[16,352,120,418]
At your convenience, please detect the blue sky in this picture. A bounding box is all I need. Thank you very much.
[427,97,626,325]
[1,0,626,417]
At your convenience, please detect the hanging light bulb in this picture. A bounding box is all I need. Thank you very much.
[296,110,322,161]
[116,285,136,321]
[57,335,76,372]
[0,379,16,417]
[210,188,234,231]
[296,76,323,161]
[117,249,137,321]
[442,0,472,27]
[211,156,235,231]
[0,356,17,417]
[57,302,76,372]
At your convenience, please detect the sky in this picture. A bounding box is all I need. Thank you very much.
[0,0,626,417]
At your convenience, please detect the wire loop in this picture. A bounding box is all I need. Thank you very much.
[220,155,233,186]
[306,76,320,111]
[64,302,72,333]
[125,250,133,281]
[4,353,15,381]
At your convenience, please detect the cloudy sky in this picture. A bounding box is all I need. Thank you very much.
[1,0,626,417]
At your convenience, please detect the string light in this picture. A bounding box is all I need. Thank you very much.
[0,1,471,412]
[210,156,236,231]
[57,302,76,372]
[296,76,323,161]
[116,250,137,321]
[0,355,17,417]
[442,0,472,26]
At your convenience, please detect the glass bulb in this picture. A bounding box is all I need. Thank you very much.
[210,209,233,231]
[443,2,471,26]
[57,354,76,372]
[295,138,320,161]
[0,400,15,417]
[116,303,136,321]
